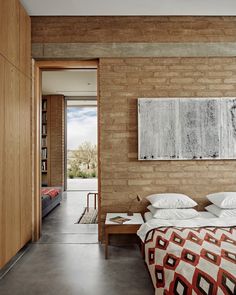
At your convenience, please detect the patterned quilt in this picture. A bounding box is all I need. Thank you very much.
[41,188,60,198]
[144,226,236,295]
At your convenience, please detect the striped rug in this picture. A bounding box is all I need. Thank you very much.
[77,208,98,224]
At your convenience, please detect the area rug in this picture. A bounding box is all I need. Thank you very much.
[77,208,98,224]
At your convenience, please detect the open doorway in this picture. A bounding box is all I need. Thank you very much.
[66,99,98,192]
[34,61,100,243]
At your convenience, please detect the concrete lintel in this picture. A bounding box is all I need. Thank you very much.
[32,42,236,59]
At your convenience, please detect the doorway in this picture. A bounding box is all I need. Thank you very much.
[33,60,100,242]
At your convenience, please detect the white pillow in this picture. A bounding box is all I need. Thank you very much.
[205,204,236,217]
[206,192,236,208]
[147,205,199,219]
[146,193,197,208]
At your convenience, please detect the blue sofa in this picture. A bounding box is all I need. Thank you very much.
[41,187,62,218]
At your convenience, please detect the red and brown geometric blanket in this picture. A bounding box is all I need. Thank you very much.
[41,188,60,198]
[144,226,236,295]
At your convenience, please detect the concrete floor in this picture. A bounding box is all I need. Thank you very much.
[0,192,153,295]
[40,191,98,244]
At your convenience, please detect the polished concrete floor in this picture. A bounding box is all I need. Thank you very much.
[0,192,153,295]
[40,191,98,244]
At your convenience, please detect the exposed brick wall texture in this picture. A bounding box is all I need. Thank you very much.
[49,95,65,188]
[31,16,236,43]
[99,57,236,223]
[30,16,236,239]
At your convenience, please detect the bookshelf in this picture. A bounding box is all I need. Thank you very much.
[41,97,50,186]
[41,95,65,188]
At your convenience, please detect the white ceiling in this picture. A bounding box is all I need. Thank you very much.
[42,70,97,97]
[20,0,236,16]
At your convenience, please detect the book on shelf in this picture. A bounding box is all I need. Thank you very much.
[41,148,47,159]
[41,160,47,171]
[42,100,47,110]
[42,138,47,146]
[42,112,47,123]
[42,125,47,135]
[109,216,131,224]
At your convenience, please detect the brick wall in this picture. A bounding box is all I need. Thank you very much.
[48,95,65,188]
[31,16,236,43]
[99,57,236,223]
[31,16,236,239]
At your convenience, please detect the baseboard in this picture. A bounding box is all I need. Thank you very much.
[0,243,31,280]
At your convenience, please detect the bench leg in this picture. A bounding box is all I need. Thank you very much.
[86,193,89,212]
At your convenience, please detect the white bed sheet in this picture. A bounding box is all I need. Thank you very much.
[144,211,214,222]
[137,211,236,242]
[144,211,153,222]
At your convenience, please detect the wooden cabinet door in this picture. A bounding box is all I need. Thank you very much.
[2,61,21,266]
[20,73,32,247]
[0,0,20,67]
[0,56,5,268]
[19,4,31,78]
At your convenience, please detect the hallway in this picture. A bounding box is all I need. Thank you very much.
[0,192,153,295]
[40,191,98,244]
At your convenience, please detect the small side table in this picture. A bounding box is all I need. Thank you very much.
[105,213,144,259]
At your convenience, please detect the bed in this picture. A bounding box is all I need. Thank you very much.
[41,187,62,218]
[138,212,236,294]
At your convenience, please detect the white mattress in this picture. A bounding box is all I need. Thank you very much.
[138,211,236,242]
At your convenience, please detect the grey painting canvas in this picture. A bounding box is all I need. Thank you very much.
[138,98,236,160]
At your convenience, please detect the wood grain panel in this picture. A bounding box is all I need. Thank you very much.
[34,61,98,241]
[20,73,32,247]
[0,0,31,269]
[19,4,31,77]
[0,0,19,66]
[32,61,42,242]
[3,61,20,266]
[0,56,5,268]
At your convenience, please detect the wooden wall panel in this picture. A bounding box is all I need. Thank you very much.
[0,0,31,269]
[0,0,19,66]
[0,56,5,268]
[20,73,32,247]
[2,62,21,266]
[19,4,31,77]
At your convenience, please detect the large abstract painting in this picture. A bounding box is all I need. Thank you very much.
[138,98,236,160]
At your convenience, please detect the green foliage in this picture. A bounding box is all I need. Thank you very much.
[67,141,97,179]
[68,172,74,179]
[91,171,96,178]
[78,171,89,178]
